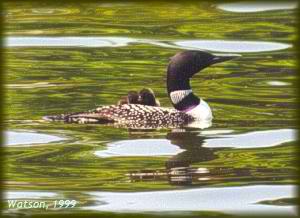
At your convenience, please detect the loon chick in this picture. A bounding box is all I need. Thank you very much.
[118,88,160,106]
[138,88,160,107]
[44,50,239,127]
[118,91,139,105]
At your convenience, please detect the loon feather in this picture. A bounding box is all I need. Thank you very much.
[45,104,194,125]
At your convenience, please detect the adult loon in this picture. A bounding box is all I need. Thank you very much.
[44,50,239,128]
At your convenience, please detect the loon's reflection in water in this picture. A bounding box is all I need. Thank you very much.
[125,129,218,186]
[126,129,295,186]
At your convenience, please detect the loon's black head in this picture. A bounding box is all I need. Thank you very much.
[167,50,239,111]
[168,50,239,84]
[168,51,213,79]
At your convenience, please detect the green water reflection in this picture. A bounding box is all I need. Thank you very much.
[3,1,297,215]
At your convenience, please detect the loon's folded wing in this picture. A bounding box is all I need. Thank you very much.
[43,107,115,124]
[43,104,193,124]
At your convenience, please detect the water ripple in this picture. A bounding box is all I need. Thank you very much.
[94,129,295,158]
[5,191,58,199]
[217,1,298,13]
[5,37,136,48]
[84,185,296,215]
[204,129,296,148]
[173,40,291,53]
[4,131,65,146]
[95,139,184,158]
[5,37,292,53]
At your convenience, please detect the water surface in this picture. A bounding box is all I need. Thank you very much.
[3,1,297,216]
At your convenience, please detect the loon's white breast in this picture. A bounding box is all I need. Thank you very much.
[169,88,212,121]
[186,99,213,121]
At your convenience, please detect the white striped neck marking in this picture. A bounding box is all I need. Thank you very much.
[170,89,193,105]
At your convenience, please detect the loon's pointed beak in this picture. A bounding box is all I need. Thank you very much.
[211,53,241,65]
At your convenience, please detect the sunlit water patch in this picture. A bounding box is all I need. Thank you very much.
[30,8,78,15]
[6,82,60,89]
[5,191,58,199]
[84,185,296,215]
[217,1,298,13]
[267,81,291,86]
[5,37,136,48]
[94,129,295,158]
[204,129,296,148]
[5,37,292,53]
[200,129,234,135]
[5,131,65,146]
[94,139,184,158]
[172,40,291,53]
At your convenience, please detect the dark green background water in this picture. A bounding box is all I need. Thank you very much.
[3,1,297,216]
